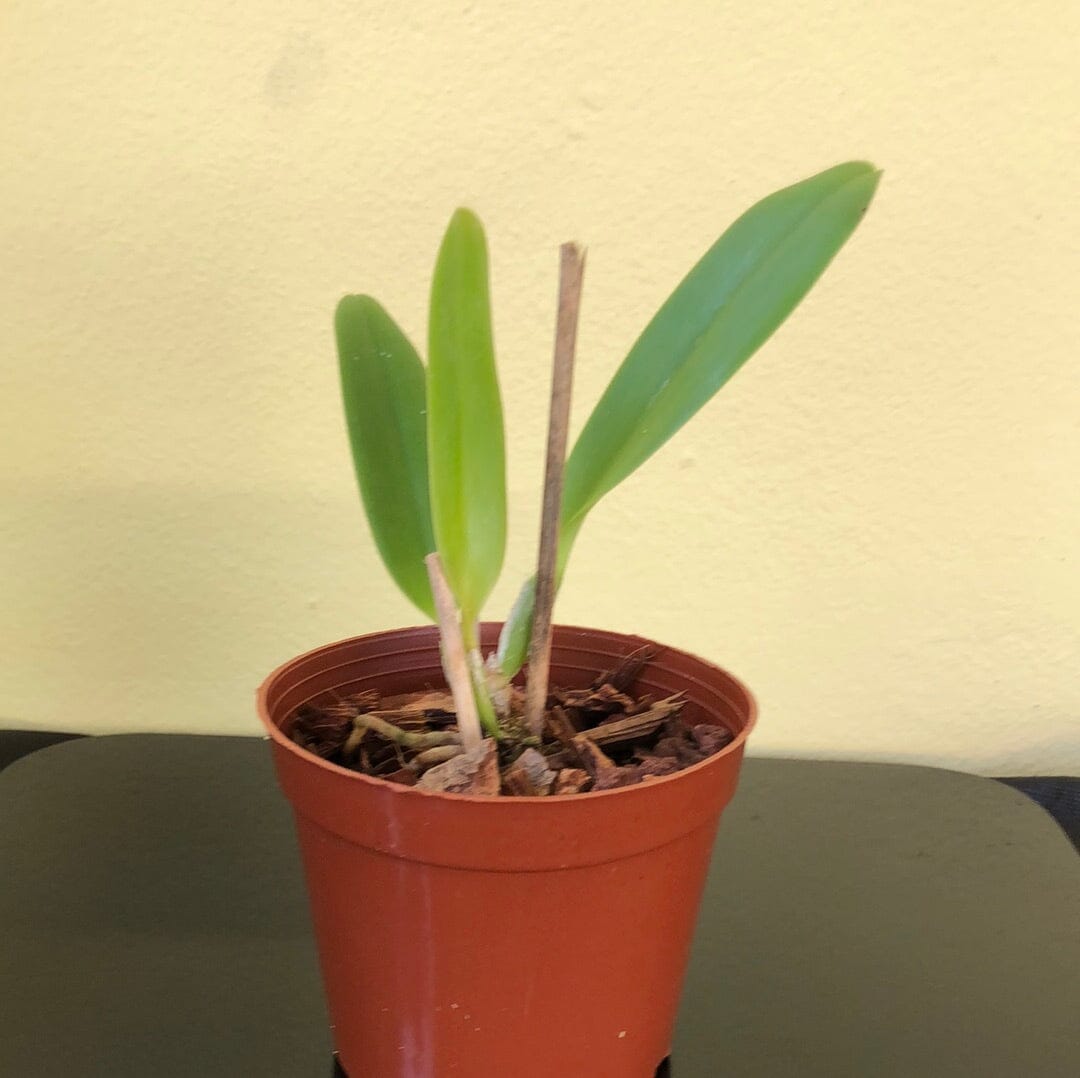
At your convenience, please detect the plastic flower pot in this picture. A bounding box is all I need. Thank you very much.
[258,623,756,1078]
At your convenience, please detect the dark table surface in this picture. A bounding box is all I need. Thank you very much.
[2,734,1078,1077]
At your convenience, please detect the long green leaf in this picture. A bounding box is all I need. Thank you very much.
[498,161,880,674]
[561,161,880,540]
[336,295,436,618]
[428,208,507,626]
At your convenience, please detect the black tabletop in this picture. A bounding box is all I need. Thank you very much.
[2,735,1078,1077]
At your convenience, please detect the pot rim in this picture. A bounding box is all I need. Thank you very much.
[257,622,757,807]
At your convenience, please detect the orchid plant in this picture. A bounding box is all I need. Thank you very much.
[335,161,879,739]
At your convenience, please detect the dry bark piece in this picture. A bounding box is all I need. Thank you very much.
[514,747,556,794]
[401,690,456,712]
[653,732,707,766]
[580,711,666,748]
[653,737,680,759]
[636,756,681,780]
[362,691,458,730]
[656,715,709,763]
[545,706,581,747]
[671,738,707,767]
[592,646,655,694]
[501,763,537,797]
[384,768,418,787]
[691,723,734,755]
[663,715,685,739]
[374,690,453,718]
[579,695,686,748]
[541,748,571,770]
[555,682,636,719]
[571,735,618,777]
[626,693,656,716]
[593,766,646,791]
[553,768,591,795]
[417,740,500,796]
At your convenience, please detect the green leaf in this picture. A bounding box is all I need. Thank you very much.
[427,208,507,624]
[336,294,436,618]
[495,575,535,676]
[498,161,880,675]
[560,161,881,540]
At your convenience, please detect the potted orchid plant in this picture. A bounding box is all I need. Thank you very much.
[258,161,879,1078]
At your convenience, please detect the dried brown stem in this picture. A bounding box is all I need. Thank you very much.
[525,242,586,737]
[425,553,485,752]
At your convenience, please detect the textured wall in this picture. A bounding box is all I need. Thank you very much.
[2,1,1077,773]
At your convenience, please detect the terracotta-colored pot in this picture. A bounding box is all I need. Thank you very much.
[258,624,756,1078]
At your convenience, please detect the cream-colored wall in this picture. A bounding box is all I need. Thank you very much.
[2,1,1077,774]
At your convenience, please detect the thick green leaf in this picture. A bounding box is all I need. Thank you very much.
[336,294,436,618]
[428,208,507,625]
[560,161,880,542]
[498,161,880,674]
